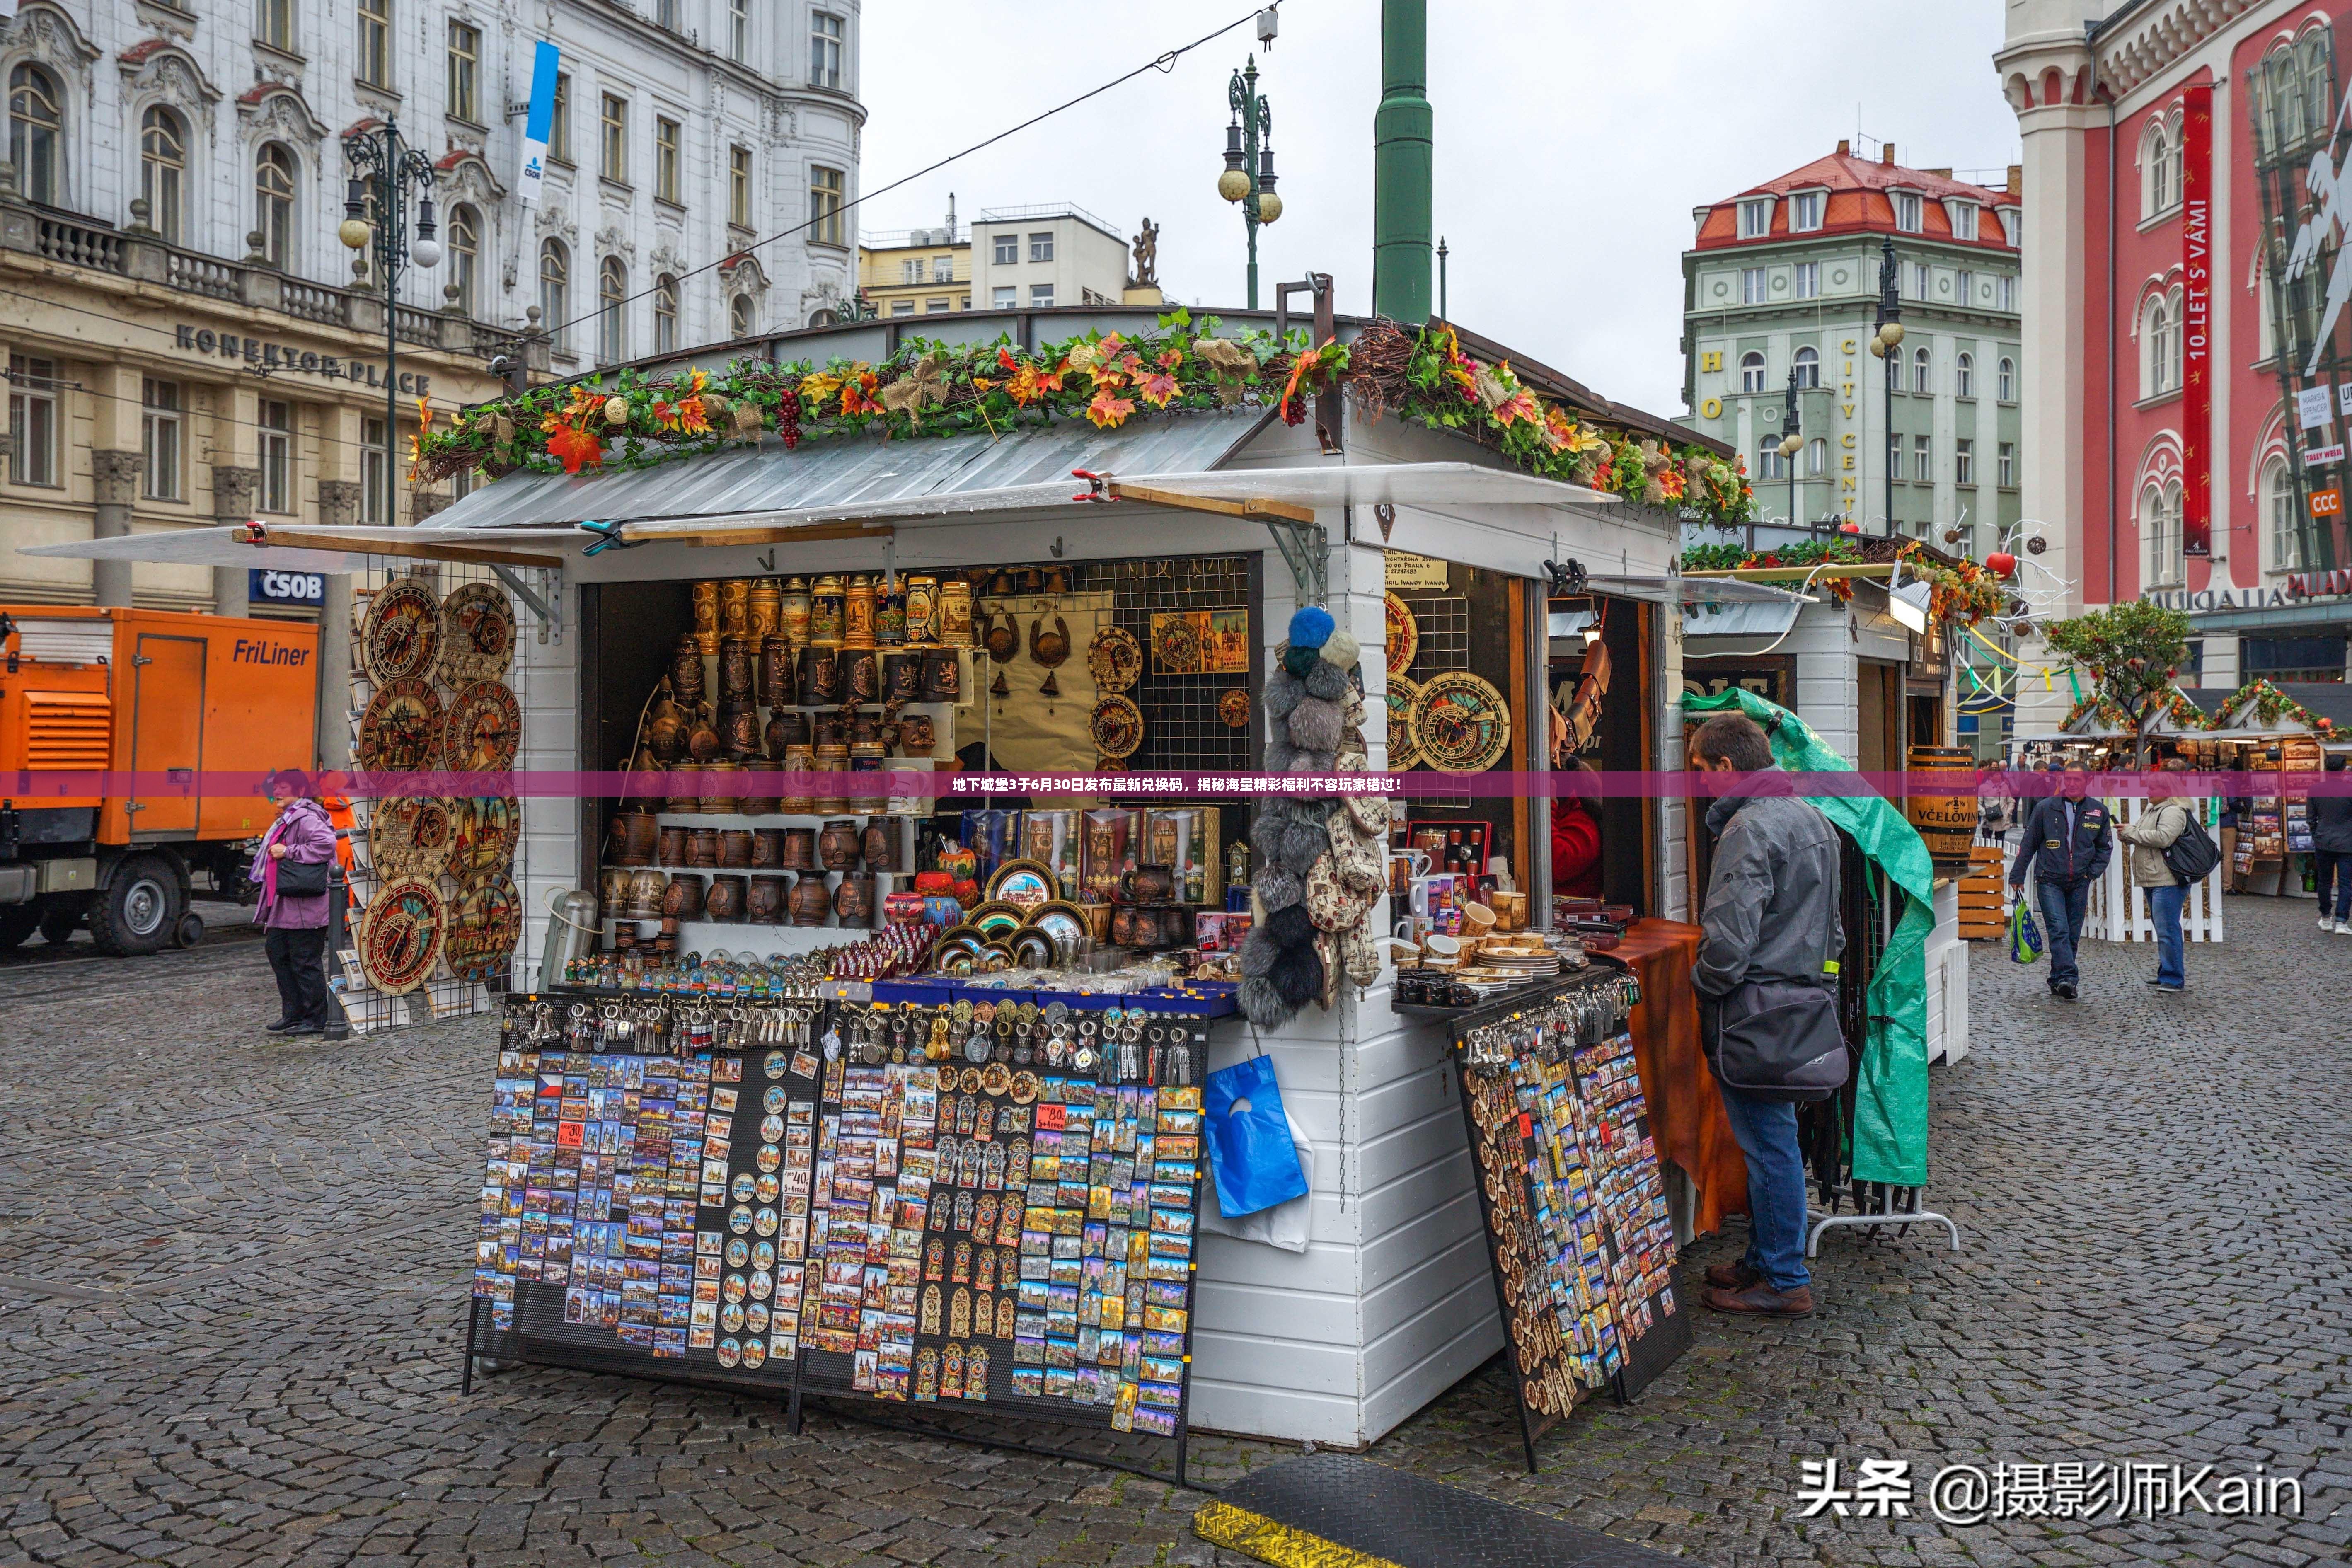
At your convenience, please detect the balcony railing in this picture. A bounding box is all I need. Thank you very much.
[3,198,518,365]
[33,214,121,271]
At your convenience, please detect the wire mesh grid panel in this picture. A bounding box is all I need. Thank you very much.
[1396,593,1471,806]
[1070,554,1260,776]
[341,557,528,1033]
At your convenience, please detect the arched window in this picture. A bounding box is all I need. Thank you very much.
[2145,293,2181,395]
[731,294,757,338]
[256,144,297,270]
[1806,436,1829,478]
[1912,345,1931,394]
[654,274,680,354]
[2266,455,2305,572]
[9,64,61,206]
[1738,350,1765,394]
[597,256,627,363]
[448,204,479,317]
[539,239,570,349]
[1792,346,1819,390]
[2142,479,2185,588]
[1998,356,2016,402]
[141,106,186,244]
[2146,119,2174,216]
[1955,352,1975,398]
[806,307,838,328]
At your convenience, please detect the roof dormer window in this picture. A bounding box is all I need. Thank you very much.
[1945,199,1979,241]
[1996,205,2022,249]
[1892,190,1923,233]
[1788,190,1826,233]
[1737,197,1775,240]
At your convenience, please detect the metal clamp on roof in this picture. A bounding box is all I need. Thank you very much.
[1072,468,1327,602]
[577,520,640,557]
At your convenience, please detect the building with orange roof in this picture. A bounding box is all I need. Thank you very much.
[1681,141,2024,550]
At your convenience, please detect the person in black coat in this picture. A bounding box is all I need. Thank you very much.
[2008,764,2113,1001]
[2310,755,2352,932]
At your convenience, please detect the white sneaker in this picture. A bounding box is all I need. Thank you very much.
[2334,920,2352,935]
[2323,915,2336,930]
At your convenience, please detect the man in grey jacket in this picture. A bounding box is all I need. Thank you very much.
[1689,713,1844,1319]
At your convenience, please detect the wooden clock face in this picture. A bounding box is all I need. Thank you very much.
[362,580,444,685]
[358,875,446,995]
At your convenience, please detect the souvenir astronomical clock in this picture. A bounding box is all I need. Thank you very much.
[354,579,524,1000]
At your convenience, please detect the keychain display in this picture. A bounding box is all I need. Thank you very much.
[472,988,1211,1464]
[1450,969,1682,1469]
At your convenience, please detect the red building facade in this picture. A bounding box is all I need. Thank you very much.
[1999,0,2352,719]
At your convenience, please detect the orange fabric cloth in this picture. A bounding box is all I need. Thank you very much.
[1609,918,1747,1236]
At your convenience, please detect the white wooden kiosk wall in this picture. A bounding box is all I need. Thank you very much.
[490,415,1689,1448]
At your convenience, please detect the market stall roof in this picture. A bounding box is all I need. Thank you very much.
[2188,679,2352,733]
[418,409,1274,535]
[17,523,580,573]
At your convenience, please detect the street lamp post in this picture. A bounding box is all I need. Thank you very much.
[1869,235,1904,537]
[1219,56,1282,309]
[1779,366,1805,540]
[340,119,441,528]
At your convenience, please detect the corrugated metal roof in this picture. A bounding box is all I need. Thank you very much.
[423,407,1270,532]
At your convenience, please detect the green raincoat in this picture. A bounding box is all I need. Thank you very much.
[1681,688,1932,1186]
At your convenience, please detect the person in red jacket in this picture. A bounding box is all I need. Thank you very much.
[1550,707,1604,899]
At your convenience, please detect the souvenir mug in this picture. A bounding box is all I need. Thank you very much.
[1111,906,1139,947]
[719,578,751,641]
[904,576,939,643]
[687,828,721,868]
[701,760,742,815]
[781,827,818,871]
[719,829,755,869]
[780,746,815,815]
[789,876,832,926]
[747,578,782,640]
[1119,865,1175,903]
[764,709,808,757]
[919,648,961,703]
[666,762,704,815]
[844,575,876,650]
[819,818,862,871]
[833,874,875,926]
[760,635,795,707]
[897,712,936,756]
[719,701,759,758]
[841,651,880,707]
[690,580,721,654]
[752,828,787,868]
[937,579,974,647]
[799,646,843,705]
[863,821,899,873]
[719,635,755,702]
[657,824,687,865]
[748,875,788,924]
[662,873,707,920]
[626,868,667,920]
[809,575,845,648]
[705,874,747,923]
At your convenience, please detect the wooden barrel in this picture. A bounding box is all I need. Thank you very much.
[1905,745,1978,872]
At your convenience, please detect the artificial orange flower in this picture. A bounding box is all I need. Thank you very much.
[545,424,605,474]
[1493,388,1540,428]
[839,368,881,417]
[998,347,1020,373]
[1085,389,1136,429]
[1136,368,1180,408]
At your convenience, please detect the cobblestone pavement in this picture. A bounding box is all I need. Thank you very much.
[1,898,2344,1567]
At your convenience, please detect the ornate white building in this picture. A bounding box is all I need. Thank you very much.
[0,0,863,615]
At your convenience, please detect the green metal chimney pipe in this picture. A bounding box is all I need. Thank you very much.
[1372,0,1432,323]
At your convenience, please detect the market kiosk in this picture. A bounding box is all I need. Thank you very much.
[22,307,1770,1460]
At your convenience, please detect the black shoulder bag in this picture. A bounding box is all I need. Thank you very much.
[274,853,332,899]
[1703,977,1851,1103]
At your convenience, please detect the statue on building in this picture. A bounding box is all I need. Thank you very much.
[1130,218,1159,289]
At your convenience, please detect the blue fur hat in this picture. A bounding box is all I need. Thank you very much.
[1287,605,1335,650]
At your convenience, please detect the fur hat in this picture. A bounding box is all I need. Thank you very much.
[1281,643,1322,680]
[1303,660,1350,702]
[1239,974,1293,1028]
[1263,735,1302,774]
[1275,818,1329,876]
[1239,927,1279,979]
[1253,865,1304,914]
[1285,695,1345,755]
[1265,901,1315,950]
[1290,748,1337,774]
[1320,627,1361,672]
[1287,605,1335,650]
[1263,668,1305,722]
[1269,941,1325,1008]
[1251,808,1298,864]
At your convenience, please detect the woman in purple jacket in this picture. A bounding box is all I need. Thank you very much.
[250,769,338,1035]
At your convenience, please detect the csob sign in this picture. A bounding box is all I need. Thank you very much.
[173,325,431,397]
[248,568,326,606]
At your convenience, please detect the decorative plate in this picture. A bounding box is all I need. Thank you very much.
[358,874,446,995]
[968,900,1025,939]
[987,858,1057,910]
[446,794,522,878]
[372,796,454,878]
[444,874,522,982]
[975,941,1016,973]
[1009,928,1056,969]
[357,678,444,773]
[362,580,445,685]
[1089,695,1143,759]
[1022,900,1090,954]
[439,581,517,685]
[1384,675,1423,771]
[1409,670,1511,773]
[1218,689,1250,728]
[1385,593,1419,679]
[1086,626,1143,692]
[932,933,983,975]
[442,680,521,773]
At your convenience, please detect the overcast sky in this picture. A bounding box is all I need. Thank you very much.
[856,1,2023,423]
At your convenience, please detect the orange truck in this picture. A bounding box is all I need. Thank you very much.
[0,606,318,955]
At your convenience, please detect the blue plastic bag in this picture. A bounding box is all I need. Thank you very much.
[2009,897,2045,965]
[1203,1053,1310,1220]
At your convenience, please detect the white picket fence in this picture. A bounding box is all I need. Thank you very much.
[1995,797,2225,944]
